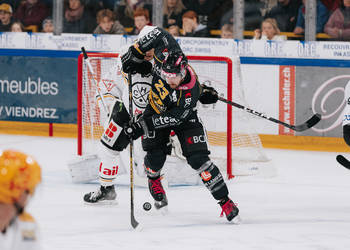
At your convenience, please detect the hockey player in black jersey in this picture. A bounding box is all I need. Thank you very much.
[123,51,240,223]
[121,25,218,104]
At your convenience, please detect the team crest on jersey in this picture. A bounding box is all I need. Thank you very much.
[132,82,151,109]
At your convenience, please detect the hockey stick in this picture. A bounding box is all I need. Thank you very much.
[336,155,350,170]
[81,47,110,116]
[217,96,322,132]
[127,72,139,229]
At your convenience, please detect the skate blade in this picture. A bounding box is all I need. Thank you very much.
[230,215,242,224]
[154,202,169,215]
[84,199,118,206]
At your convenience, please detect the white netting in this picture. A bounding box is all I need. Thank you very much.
[79,54,274,179]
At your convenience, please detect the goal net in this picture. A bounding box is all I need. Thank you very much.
[77,53,274,181]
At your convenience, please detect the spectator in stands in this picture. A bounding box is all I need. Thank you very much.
[0,3,14,32]
[128,7,150,35]
[10,21,25,32]
[265,0,302,32]
[181,10,210,37]
[163,0,186,28]
[220,0,263,31]
[114,0,152,28]
[0,0,22,10]
[63,0,96,33]
[259,0,278,17]
[324,0,350,40]
[14,0,50,27]
[94,8,125,34]
[294,0,330,35]
[254,18,287,40]
[182,0,218,29]
[42,16,53,32]
[168,24,180,36]
[100,0,122,10]
[321,0,341,11]
[220,23,234,38]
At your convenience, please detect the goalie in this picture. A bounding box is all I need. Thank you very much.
[78,29,155,204]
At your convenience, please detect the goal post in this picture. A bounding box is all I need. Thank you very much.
[77,52,274,180]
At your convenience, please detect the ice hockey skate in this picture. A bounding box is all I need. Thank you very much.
[83,185,117,205]
[219,197,241,224]
[148,176,168,210]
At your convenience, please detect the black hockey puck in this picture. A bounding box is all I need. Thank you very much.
[143,202,152,211]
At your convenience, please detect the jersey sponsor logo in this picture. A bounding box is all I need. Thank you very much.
[101,120,122,146]
[162,48,169,58]
[99,162,118,176]
[152,116,179,127]
[200,171,212,181]
[187,135,206,144]
[106,122,117,138]
[132,82,151,109]
[204,173,223,190]
[184,92,192,107]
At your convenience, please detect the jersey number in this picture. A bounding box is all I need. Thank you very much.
[155,80,169,100]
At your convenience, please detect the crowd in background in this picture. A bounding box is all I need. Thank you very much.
[0,0,349,40]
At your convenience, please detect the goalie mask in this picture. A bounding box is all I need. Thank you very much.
[161,51,188,80]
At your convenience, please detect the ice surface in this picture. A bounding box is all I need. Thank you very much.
[1,134,350,250]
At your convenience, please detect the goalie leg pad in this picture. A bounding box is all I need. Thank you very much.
[196,160,228,200]
[144,149,167,178]
[98,147,126,186]
[67,154,100,183]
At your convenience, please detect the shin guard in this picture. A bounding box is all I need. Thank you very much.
[197,160,228,200]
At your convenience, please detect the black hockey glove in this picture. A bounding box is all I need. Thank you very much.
[135,60,153,76]
[121,46,144,73]
[199,84,219,104]
[124,114,149,140]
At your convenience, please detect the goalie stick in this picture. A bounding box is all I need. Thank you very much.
[336,155,350,170]
[127,71,139,229]
[217,96,321,132]
[81,47,110,116]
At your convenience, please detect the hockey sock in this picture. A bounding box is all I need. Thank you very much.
[197,161,229,200]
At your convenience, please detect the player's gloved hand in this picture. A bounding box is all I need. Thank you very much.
[121,46,144,73]
[199,84,219,104]
[124,114,148,140]
[135,61,153,76]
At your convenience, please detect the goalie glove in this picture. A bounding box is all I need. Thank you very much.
[199,84,219,104]
[124,114,149,140]
[121,45,144,73]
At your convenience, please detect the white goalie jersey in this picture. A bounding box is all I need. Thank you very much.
[68,56,153,184]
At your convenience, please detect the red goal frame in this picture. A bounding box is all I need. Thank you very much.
[77,53,233,178]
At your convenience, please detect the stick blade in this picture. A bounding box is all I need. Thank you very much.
[293,113,321,132]
[336,155,350,170]
[131,215,139,229]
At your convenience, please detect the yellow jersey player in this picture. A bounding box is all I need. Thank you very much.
[0,150,41,250]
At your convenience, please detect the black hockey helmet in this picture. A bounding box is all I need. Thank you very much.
[161,51,188,79]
